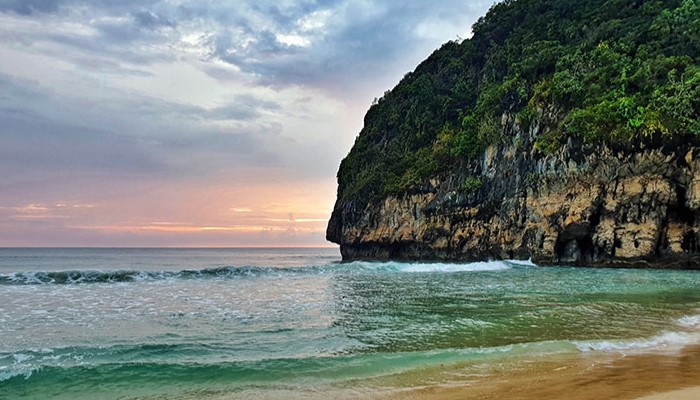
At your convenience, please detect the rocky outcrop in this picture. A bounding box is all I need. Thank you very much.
[327,112,700,268]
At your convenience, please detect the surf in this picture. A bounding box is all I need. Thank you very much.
[0,259,527,285]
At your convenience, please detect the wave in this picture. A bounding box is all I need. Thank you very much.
[340,259,515,273]
[0,341,584,385]
[506,258,537,267]
[677,313,700,328]
[3,329,698,387]
[4,309,700,393]
[573,331,700,353]
[0,259,526,285]
[0,266,281,285]
[571,311,700,353]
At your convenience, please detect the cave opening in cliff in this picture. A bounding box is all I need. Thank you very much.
[681,230,698,254]
[555,235,594,263]
[672,185,696,225]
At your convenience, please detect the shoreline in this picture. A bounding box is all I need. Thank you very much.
[388,344,700,400]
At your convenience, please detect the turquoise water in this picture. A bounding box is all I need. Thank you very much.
[1,248,699,399]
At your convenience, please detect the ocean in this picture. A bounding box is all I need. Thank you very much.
[1,248,699,399]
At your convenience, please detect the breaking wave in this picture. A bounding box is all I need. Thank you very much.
[0,259,526,285]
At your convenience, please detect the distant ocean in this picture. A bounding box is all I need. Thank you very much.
[1,248,700,399]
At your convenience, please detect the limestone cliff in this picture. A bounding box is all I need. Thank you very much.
[327,111,700,267]
[326,0,700,267]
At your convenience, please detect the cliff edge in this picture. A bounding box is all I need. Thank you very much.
[327,0,700,267]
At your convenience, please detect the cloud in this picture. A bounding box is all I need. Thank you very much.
[0,0,494,246]
[204,94,281,121]
[133,10,175,30]
[197,0,494,94]
[0,108,162,175]
[0,0,64,15]
[0,76,162,179]
[0,0,493,93]
[0,73,286,180]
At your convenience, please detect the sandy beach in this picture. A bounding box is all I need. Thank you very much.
[391,344,700,400]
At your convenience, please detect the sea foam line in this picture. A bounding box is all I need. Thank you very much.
[573,331,700,353]
[677,313,700,329]
[0,258,526,285]
[0,266,284,285]
[573,312,700,354]
[342,260,516,273]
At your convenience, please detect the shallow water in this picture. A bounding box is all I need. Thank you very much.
[1,248,699,399]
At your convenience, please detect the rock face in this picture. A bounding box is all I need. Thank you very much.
[327,113,700,268]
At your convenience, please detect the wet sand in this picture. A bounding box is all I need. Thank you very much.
[637,387,700,400]
[387,345,700,400]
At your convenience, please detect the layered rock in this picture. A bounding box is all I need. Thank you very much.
[327,114,700,268]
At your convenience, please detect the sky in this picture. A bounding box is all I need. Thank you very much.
[0,0,493,247]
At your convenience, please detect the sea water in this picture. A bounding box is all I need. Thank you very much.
[1,248,699,399]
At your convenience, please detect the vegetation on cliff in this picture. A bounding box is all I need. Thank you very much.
[336,0,700,205]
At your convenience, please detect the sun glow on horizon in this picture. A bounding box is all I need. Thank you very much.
[0,178,336,247]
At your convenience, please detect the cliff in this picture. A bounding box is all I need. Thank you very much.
[327,0,700,267]
[328,109,700,267]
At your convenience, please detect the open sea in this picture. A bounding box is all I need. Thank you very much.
[1,248,700,399]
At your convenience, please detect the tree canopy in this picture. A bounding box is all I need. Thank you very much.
[336,0,700,204]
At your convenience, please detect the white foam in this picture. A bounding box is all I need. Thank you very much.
[506,258,537,267]
[397,261,510,272]
[0,369,34,382]
[677,314,700,328]
[19,272,45,284]
[132,271,154,282]
[347,260,511,273]
[12,353,31,363]
[573,331,700,353]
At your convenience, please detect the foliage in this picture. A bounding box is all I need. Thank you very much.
[337,0,700,203]
[460,177,483,193]
[533,130,563,154]
[650,67,700,136]
[517,105,539,131]
[450,116,483,160]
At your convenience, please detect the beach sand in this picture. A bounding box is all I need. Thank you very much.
[637,387,700,400]
[386,345,700,400]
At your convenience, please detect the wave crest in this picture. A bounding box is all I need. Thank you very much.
[0,259,533,285]
[573,331,700,353]
[0,266,277,285]
[342,260,513,273]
